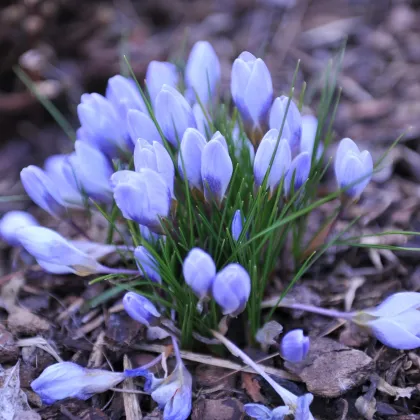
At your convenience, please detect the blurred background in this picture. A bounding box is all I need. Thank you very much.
[1,0,420,211]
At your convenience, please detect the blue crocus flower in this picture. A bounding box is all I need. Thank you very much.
[0,211,39,247]
[20,165,68,218]
[31,361,126,405]
[244,403,289,420]
[280,329,310,363]
[134,139,175,198]
[183,248,216,299]
[284,152,311,198]
[269,96,302,154]
[111,169,171,233]
[212,263,251,316]
[134,246,161,283]
[231,52,273,133]
[155,85,196,146]
[185,40,220,103]
[353,292,420,350]
[123,292,161,327]
[231,209,246,242]
[334,138,373,199]
[300,115,322,159]
[201,137,233,205]
[192,103,210,138]
[146,61,179,107]
[253,129,292,194]
[127,109,162,145]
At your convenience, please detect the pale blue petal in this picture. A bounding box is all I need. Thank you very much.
[366,292,420,317]
[243,403,272,419]
[284,152,311,197]
[134,246,161,283]
[146,61,178,106]
[127,109,162,145]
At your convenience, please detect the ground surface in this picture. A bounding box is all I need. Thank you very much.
[1,0,420,419]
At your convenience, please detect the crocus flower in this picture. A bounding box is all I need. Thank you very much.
[300,115,322,159]
[212,263,251,316]
[280,329,310,363]
[183,248,216,299]
[192,103,210,138]
[123,292,161,327]
[334,138,373,199]
[111,169,171,233]
[269,96,302,154]
[68,140,113,203]
[77,93,130,156]
[231,52,273,136]
[231,209,245,242]
[185,40,220,103]
[178,128,207,191]
[284,152,311,198]
[201,138,233,205]
[134,246,161,283]
[353,292,420,350]
[31,361,126,404]
[244,403,289,420]
[16,226,101,276]
[295,394,314,420]
[0,211,39,246]
[253,129,292,194]
[146,61,179,107]
[21,166,67,218]
[127,109,162,145]
[106,75,147,120]
[134,139,174,198]
[155,85,196,146]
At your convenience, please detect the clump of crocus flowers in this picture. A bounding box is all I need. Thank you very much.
[0,39,389,420]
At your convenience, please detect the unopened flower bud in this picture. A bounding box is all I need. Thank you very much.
[123,292,161,327]
[280,329,310,363]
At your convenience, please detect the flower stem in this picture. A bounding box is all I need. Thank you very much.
[124,354,163,377]
[171,335,182,364]
[97,265,139,275]
[278,301,354,320]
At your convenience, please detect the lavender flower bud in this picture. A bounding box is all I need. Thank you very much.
[134,139,174,198]
[185,41,220,103]
[269,96,302,154]
[280,329,310,363]
[334,138,373,199]
[183,248,216,299]
[31,361,125,404]
[300,115,322,159]
[201,138,233,205]
[123,292,161,327]
[20,166,67,218]
[284,152,311,198]
[16,226,100,276]
[231,52,273,131]
[127,109,162,145]
[253,129,292,193]
[155,85,196,146]
[146,61,178,106]
[212,263,251,316]
[231,209,245,242]
[0,211,39,246]
[134,246,161,283]
[178,128,207,191]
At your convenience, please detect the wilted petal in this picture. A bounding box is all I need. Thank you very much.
[134,246,161,283]
[295,394,314,420]
[0,211,39,246]
[127,109,162,145]
[123,292,161,327]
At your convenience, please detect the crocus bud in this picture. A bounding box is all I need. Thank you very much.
[253,129,292,194]
[134,139,174,198]
[201,139,233,205]
[231,52,273,139]
[127,109,162,145]
[185,41,220,103]
[112,169,171,233]
[244,403,289,420]
[232,125,255,162]
[0,211,38,246]
[231,209,245,242]
[334,138,373,200]
[353,292,420,350]
[106,75,147,120]
[20,166,67,218]
[300,115,322,159]
[193,103,210,138]
[146,61,178,106]
[77,93,129,157]
[178,128,207,191]
[31,361,125,404]
[155,85,196,146]
[212,263,251,316]
[280,329,310,363]
[123,292,161,327]
[284,152,311,198]
[134,246,161,283]
[183,248,216,299]
[69,141,113,203]
[139,224,161,244]
[16,226,100,276]
[269,96,302,154]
